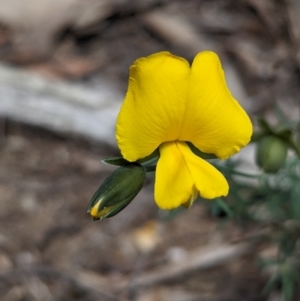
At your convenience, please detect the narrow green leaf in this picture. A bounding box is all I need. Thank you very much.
[215,198,234,218]
[262,273,280,296]
[102,157,130,166]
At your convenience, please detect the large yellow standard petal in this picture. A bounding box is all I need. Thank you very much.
[179,51,252,159]
[116,52,190,162]
[117,51,252,162]
[155,141,229,210]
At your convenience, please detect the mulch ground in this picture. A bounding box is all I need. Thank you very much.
[1,0,300,300]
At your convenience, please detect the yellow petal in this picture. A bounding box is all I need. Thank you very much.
[181,186,198,209]
[155,142,194,209]
[179,51,252,159]
[155,141,228,210]
[116,52,190,162]
[177,142,229,198]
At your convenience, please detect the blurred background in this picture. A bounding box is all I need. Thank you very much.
[0,0,300,300]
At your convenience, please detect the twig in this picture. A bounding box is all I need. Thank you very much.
[0,64,122,146]
[140,10,218,57]
[116,242,253,291]
[0,266,117,301]
[0,243,253,298]
[285,0,300,67]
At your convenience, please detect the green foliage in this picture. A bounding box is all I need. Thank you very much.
[208,108,300,301]
[94,101,300,300]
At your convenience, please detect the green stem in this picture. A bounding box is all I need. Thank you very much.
[144,165,156,172]
[288,139,300,158]
[229,170,260,178]
[217,166,260,178]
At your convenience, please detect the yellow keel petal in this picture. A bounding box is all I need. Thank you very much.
[181,186,198,209]
[155,142,194,210]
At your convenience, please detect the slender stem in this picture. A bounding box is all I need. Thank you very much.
[289,139,300,158]
[144,165,156,172]
[217,166,260,178]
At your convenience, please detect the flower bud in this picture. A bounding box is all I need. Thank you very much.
[256,135,288,173]
[87,163,145,220]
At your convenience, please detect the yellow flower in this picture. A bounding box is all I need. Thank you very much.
[116,51,252,210]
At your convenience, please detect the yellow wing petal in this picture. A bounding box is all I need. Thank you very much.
[178,142,229,199]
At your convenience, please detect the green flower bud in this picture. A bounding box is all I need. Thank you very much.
[87,163,145,220]
[256,135,288,173]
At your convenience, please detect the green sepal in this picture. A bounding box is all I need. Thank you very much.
[276,128,292,141]
[102,157,130,166]
[256,117,292,142]
[251,131,267,143]
[187,142,217,159]
[257,117,273,134]
[102,149,160,167]
[255,117,300,157]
